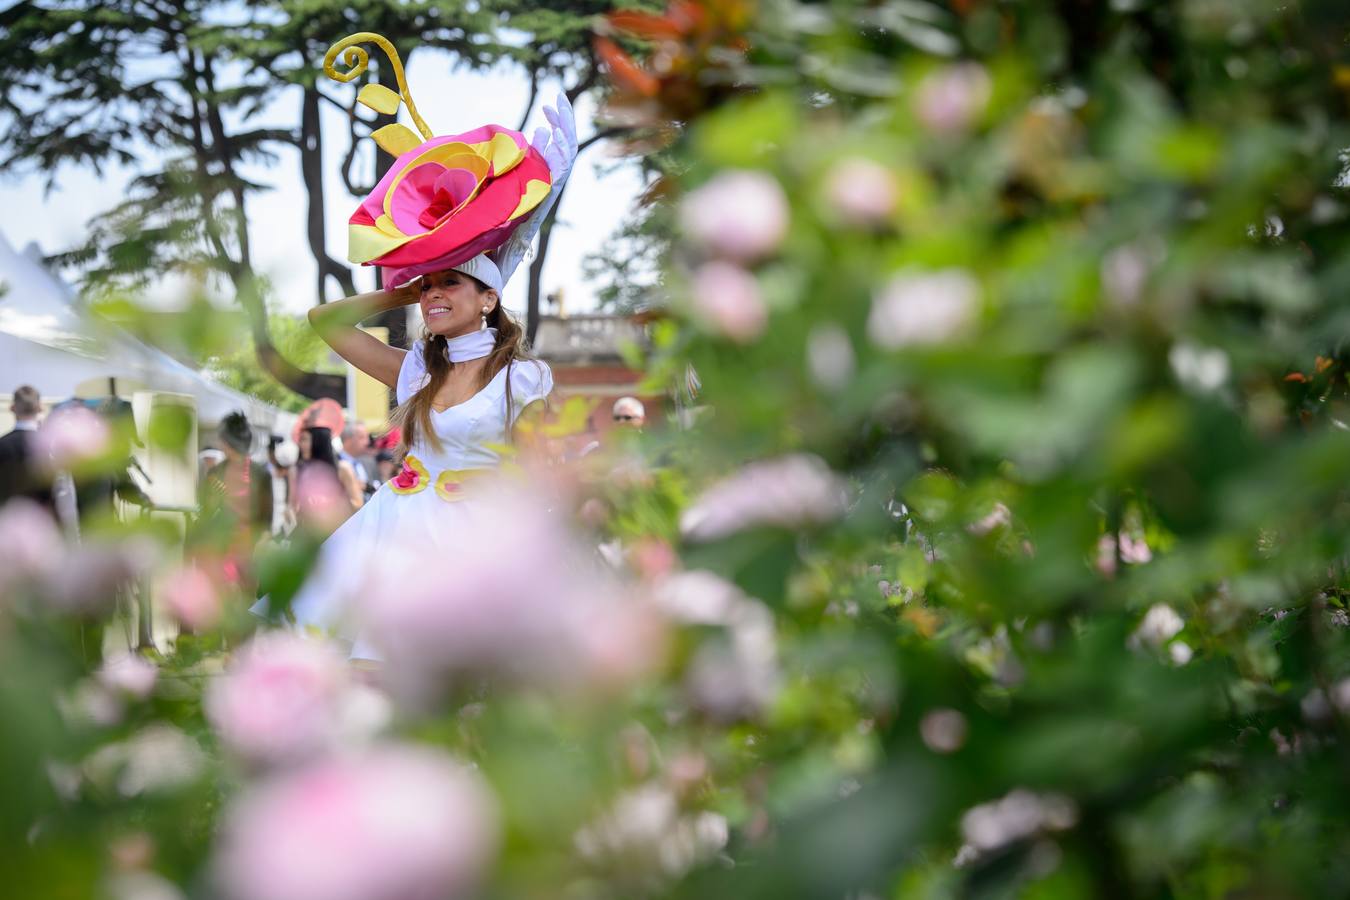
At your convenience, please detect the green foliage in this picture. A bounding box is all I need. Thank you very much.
[206,312,343,413]
[8,2,1350,900]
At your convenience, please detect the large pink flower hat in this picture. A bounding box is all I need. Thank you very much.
[324,32,577,290]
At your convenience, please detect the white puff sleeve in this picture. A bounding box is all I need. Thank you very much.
[396,342,430,406]
[508,359,554,417]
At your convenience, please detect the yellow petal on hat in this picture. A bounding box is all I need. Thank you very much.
[357,83,402,116]
[374,213,403,236]
[507,179,552,221]
[371,123,423,157]
[348,222,412,264]
[488,131,525,174]
[406,142,490,175]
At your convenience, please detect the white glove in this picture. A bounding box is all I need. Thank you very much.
[491,91,579,286]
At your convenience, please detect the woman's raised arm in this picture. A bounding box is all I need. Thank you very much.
[306,286,415,390]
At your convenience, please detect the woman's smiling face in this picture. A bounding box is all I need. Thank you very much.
[419,269,495,338]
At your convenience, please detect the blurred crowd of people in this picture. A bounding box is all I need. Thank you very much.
[3,383,654,537]
[198,414,402,542]
[0,383,153,534]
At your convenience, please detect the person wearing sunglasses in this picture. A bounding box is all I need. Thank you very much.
[611,397,645,430]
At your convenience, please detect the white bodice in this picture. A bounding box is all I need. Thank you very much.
[395,342,553,472]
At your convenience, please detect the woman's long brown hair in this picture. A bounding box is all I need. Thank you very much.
[389,274,533,453]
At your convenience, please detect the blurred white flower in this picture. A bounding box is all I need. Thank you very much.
[46,760,82,802]
[823,157,899,226]
[97,653,158,700]
[1303,679,1350,723]
[654,571,781,720]
[914,63,991,135]
[680,454,849,541]
[32,404,111,470]
[214,744,498,900]
[1169,342,1230,393]
[83,725,205,798]
[680,170,789,261]
[105,872,185,900]
[162,565,221,632]
[868,269,980,348]
[1169,641,1194,665]
[1131,603,1185,650]
[690,261,768,343]
[807,323,856,390]
[919,708,968,754]
[60,681,125,728]
[961,789,1077,854]
[205,633,359,768]
[575,783,728,881]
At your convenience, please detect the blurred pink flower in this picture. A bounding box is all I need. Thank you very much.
[575,783,728,879]
[914,63,991,135]
[0,499,62,593]
[868,269,980,348]
[204,633,351,768]
[629,538,678,581]
[690,261,768,343]
[162,565,221,632]
[295,465,351,533]
[32,405,111,470]
[823,157,899,225]
[214,744,498,900]
[98,653,158,700]
[1096,532,1152,577]
[680,170,789,261]
[967,502,1012,536]
[45,541,157,617]
[920,708,968,754]
[1101,242,1156,308]
[680,454,849,542]
[358,480,665,699]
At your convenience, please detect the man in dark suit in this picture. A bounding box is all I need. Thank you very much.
[0,384,52,511]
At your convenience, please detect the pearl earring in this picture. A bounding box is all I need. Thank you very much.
[480,306,489,331]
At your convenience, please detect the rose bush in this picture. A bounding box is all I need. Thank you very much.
[9,2,1350,899]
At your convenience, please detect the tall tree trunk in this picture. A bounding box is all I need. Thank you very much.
[188,49,344,401]
[525,205,560,347]
[364,57,409,350]
[522,127,622,341]
[301,86,357,301]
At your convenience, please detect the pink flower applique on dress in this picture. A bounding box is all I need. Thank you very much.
[389,455,430,495]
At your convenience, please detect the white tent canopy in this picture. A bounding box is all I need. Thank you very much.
[0,230,292,434]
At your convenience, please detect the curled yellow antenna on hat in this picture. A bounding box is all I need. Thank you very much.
[323,32,434,157]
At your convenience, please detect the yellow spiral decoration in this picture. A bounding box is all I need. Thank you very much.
[322,32,434,141]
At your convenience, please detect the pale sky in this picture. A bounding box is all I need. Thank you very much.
[0,50,646,319]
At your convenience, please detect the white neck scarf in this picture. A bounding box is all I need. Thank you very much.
[443,327,497,363]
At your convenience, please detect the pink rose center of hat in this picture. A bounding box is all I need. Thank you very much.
[393,165,482,234]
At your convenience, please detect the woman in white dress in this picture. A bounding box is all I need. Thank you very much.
[261,65,578,652]
[281,257,554,652]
